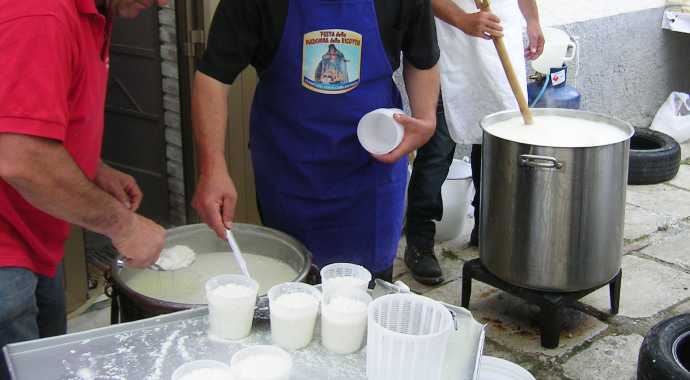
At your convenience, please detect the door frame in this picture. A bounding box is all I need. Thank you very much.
[174,0,205,222]
[175,0,262,225]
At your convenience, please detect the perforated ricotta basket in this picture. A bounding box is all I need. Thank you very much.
[366,293,454,380]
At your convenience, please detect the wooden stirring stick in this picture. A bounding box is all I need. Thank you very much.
[474,0,533,124]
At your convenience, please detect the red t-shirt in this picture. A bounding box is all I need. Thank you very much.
[0,0,111,276]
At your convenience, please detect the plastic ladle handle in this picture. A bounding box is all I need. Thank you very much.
[225,229,251,278]
[474,0,534,125]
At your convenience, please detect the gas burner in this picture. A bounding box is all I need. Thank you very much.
[461,258,621,348]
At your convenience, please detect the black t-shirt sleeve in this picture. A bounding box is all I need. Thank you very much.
[198,0,262,85]
[401,0,440,70]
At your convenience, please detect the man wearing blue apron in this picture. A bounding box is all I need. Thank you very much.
[192,0,440,281]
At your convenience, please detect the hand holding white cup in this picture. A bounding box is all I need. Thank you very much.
[357,108,405,155]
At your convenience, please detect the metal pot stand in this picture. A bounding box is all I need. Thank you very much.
[461,258,621,349]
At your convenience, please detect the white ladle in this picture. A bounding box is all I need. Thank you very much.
[225,228,251,278]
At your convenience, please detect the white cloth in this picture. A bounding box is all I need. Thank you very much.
[436,0,528,144]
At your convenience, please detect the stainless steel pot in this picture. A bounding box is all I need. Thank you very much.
[479,109,634,292]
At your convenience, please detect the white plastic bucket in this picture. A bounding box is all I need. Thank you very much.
[434,158,473,242]
[531,27,577,74]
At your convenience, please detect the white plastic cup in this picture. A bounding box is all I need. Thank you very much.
[268,282,321,350]
[357,108,405,155]
[367,294,454,380]
[171,360,232,380]
[205,274,259,341]
[320,263,372,297]
[231,345,293,380]
[321,287,372,354]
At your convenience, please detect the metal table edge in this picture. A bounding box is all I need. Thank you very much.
[4,308,207,357]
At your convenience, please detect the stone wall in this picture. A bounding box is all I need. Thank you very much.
[559,7,690,128]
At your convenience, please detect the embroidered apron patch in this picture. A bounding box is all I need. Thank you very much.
[302,29,362,94]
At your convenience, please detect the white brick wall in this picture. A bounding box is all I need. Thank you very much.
[159,1,187,226]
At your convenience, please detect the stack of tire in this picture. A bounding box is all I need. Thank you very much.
[628,128,681,185]
[638,314,690,379]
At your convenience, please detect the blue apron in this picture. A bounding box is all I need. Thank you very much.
[250,0,407,274]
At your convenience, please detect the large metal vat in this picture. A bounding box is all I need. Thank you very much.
[479,109,634,291]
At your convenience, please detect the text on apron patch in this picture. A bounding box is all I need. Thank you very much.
[302,29,362,94]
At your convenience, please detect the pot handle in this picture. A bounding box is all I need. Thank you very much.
[519,154,564,169]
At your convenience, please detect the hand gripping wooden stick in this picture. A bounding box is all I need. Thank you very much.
[474,0,534,124]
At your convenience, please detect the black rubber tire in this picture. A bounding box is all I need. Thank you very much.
[638,313,690,380]
[628,128,681,185]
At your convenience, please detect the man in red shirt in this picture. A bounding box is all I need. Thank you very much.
[0,0,168,377]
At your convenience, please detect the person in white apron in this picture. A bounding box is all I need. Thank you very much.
[404,0,543,284]
[192,0,441,283]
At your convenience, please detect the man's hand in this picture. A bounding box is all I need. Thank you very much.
[111,213,165,268]
[374,114,436,164]
[94,163,142,211]
[192,169,238,239]
[457,10,503,39]
[525,20,545,60]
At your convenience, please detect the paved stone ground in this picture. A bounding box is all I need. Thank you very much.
[395,141,690,379]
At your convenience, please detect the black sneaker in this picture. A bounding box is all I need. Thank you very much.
[469,226,479,247]
[404,245,444,285]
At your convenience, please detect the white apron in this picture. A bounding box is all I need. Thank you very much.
[436,0,527,144]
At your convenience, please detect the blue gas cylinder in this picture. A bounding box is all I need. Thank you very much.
[527,65,581,109]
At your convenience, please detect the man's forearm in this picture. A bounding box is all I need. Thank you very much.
[403,60,440,123]
[192,72,231,176]
[518,0,539,23]
[0,135,133,239]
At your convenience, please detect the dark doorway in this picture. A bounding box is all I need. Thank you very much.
[87,7,169,268]
[104,7,169,225]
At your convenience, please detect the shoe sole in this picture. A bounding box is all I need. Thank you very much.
[410,273,444,286]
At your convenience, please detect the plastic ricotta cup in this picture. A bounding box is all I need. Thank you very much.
[320,263,372,297]
[357,108,405,155]
[205,274,259,341]
[231,345,293,380]
[267,282,321,349]
[171,360,232,380]
[321,287,372,354]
